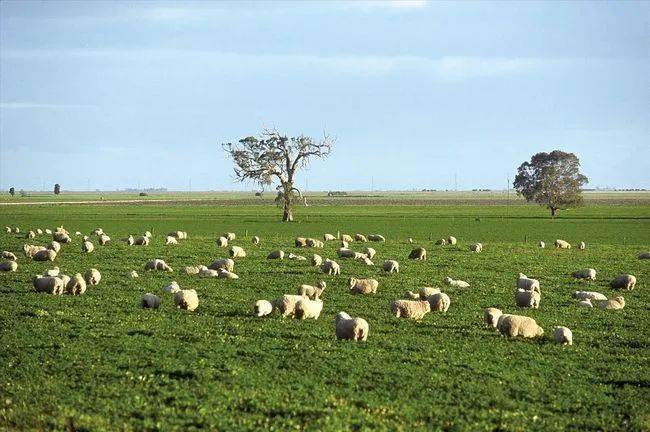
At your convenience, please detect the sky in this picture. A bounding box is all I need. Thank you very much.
[0,0,648,192]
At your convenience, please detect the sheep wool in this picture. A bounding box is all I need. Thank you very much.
[517,275,540,293]
[554,327,573,345]
[306,238,324,248]
[82,240,94,253]
[609,274,636,290]
[25,230,36,239]
[497,314,544,338]
[129,270,139,278]
[335,312,369,342]
[254,300,273,317]
[405,287,441,300]
[33,249,57,262]
[323,233,336,241]
[174,289,199,311]
[230,246,246,258]
[294,298,324,320]
[144,259,173,272]
[600,296,625,310]
[578,242,586,250]
[469,243,483,253]
[408,247,427,260]
[364,247,376,260]
[274,294,307,318]
[577,299,593,308]
[572,291,607,301]
[98,234,111,246]
[85,268,102,285]
[45,229,52,235]
[340,234,354,243]
[0,261,18,272]
[435,239,447,245]
[362,257,374,266]
[348,277,379,294]
[298,281,327,300]
[338,248,356,258]
[391,300,431,319]
[46,241,61,253]
[216,236,228,247]
[45,267,60,277]
[165,236,178,245]
[199,268,219,278]
[252,236,260,245]
[133,236,150,246]
[184,266,201,275]
[33,275,64,295]
[288,253,307,261]
[311,254,323,267]
[355,234,367,242]
[483,308,503,328]
[382,260,399,273]
[36,228,43,235]
[539,241,545,248]
[267,250,285,260]
[164,281,181,294]
[368,234,386,242]
[224,232,236,241]
[2,251,17,261]
[208,258,235,272]
[443,277,470,288]
[572,268,596,280]
[428,292,451,312]
[23,244,45,257]
[66,273,87,295]
[447,236,457,245]
[515,289,541,309]
[555,239,571,249]
[217,269,239,279]
[321,259,341,275]
[295,237,308,247]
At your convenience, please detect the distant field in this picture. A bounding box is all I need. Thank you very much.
[0,203,648,430]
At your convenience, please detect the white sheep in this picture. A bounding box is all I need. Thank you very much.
[199,268,220,278]
[572,290,607,301]
[368,234,386,242]
[12,227,21,234]
[391,299,431,319]
[516,274,540,293]
[335,312,369,342]
[364,247,376,260]
[428,292,450,312]
[554,327,573,345]
[578,241,586,250]
[340,240,349,249]
[324,233,336,241]
[408,247,427,260]
[208,258,235,272]
[577,299,593,308]
[405,287,440,300]
[252,236,260,245]
[4,227,10,233]
[46,241,61,253]
[2,251,17,261]
[123,235,135,246]
[174,289,199,311]
[288,253,307,261]
[497,314,544,338]
[340,234,353,243]
[355,234,367,242]
[217,268,239,279]
[572,268,596,280]
[230,246,246,258]
[484,308,503,328]
[216,236,228,247]
[36,228,43,235]
[144,231,152,238]
[443,277,470,288]
[144,259,173,272]
[141,293,161,309]
[184,266,201,275]
[555,239,571,249]
[163,281,181,294]
[224,232,236,241]
[45,267,60,277]
[0,261,18,272]
[98,234,111,246]
[253,300,273,317]
[382,260,399,273]
[267,250,285,260]
[609,274,636,290]
[515,289,541,309]
[45,228,52,235]
[85,268,102,285]
[600,296,625,310]
[539,241,545,248]
[298,281,326,300]
[435,239,447,245]
[469,243,483,253]
[165,236,178,245]
[66,273,87,295]
[82,240,94,253]
[33,275,64,295]
[311,254,323,267]
[52,232,71,243]
[92,228,104,236]
[23,244,45,257]
[295,237,308,247]
[33,249,56,262]
[321,259,341,275]
[294,298,324,320]
[25,230,36,239]
[273,294,307,318]
[447,236,457,245]
[133,236,149,246]
[348,277,378,294]
[306,238,324,248]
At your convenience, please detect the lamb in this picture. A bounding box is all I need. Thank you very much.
[217,268,239,279]
[129,270,139,278]
[230,246,246,258]
[311,254,323,267]
[435,239,447,245]
[66,273,87,295]
[224,232,236,241]
[382,260,399,273]
[144,259,173,272]
[2,251,17,261]
[554,327,573,345]
[578,241,586,250]
[25,230,36,239]
[23,244,46,257]
[251,236,260,245]
[141,293,161,309]
[516,274,540,293]
[288,253,307,261]
[334,312,369,342]
[390,300,431,319]
[469,243,483,253]
[368,234,386,242]
[174,289,199,311]
[577,299,593,308]
[295,237,308,247]
[208,258,235,272]
[572,268,596,280]
[484,308,503,328]
[253,300,273,317]
[348,277,379,294]
[638,252,650,259]
[355,234,367,242]
[555,239,571,249]
[321,259,341,275]
[428,292,451,312]
[443,277,470,288]
[609,274,636,290]
[163,281,181,294]
[539,241,545,248]
[364,247,376,259]
[216,236,228,247]
[165,236,178,245]
[267,250,285,260]
[340,234,353,243]
[515,289,541,309]
[405,287,440,300]
[98,234,111,246]
[323,233,336,241]
[273,294,307,317]
[408,247,427,260]
[133,236,150,246]
[306,238,324,248]
[184,266,201,275]
[46,241,61,253]
[294,298,324,320]
[33,249,57,262]
[447,236,457,245]
[497,314,544,338]
[33,275,64,295]
[572,290,607,301]
[85,268,102,285]
[600,296,625,310]
[82,240,94,253]
[298,281,326,300]
[0,261,18,272]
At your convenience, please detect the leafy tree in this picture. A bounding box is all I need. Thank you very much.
[54,184,61,195]
[19,189,26,197]
[9,187,15,196]
[223,128,333,221]
[513,150,588,217]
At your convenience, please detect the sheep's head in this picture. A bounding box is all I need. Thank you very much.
[317,281,326,289]
[347,277,356,288]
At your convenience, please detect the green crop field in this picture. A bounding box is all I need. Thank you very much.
[1,201,648,431]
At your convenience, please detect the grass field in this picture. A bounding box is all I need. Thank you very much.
[1,202,648,431]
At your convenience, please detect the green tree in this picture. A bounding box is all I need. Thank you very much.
[54,184,61,195]
[9,187,15,196]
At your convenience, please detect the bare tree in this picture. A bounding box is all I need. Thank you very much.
[223,128,333,221]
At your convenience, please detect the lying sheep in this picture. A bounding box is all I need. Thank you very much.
[435,239,447,245]
[355,234,367,242]
[428,292,451,312]
[92,228,104,236]
[46,241,61,253]
[497,314,544,338]
[267,250,285,260]
[85,268,101,285]
[0,261,18,272]
[36,228,43,235]
[484,308,503,328]
[572,290,607,301]
[539,241,545,248]
[66,273,87,295]
[577,299,593,308]
[348,277,378,294]
[82,240,94,253]
[2,251,17,261]
[324,233,336,241]
[144,259,173,272]
[340,240,349,249]
[311,254,323,267]
[230,246,246,258]
[33,275,64,295]
[368,234,386,242]
[252,236,260,245]
[391,299,431,319]
[306,238,324,248]
[294,298,324,320]
[141,293,161,309]
[555,239,571,249]
[408,247,427,260]
[447,236,457,245]
[134,236,150,246]
[273,294,307,318]
[469,243,483,253]
[53,232,71,243]
[45,228,52,235]
[199,268,220,277]
[364,247,376,260]
[163,281,181,294]
[554,327,573,345]
[600,296,625,310]
[217,268,239,279]
[382,260,399,273]
[578,241,586,250]
[298,281,326,300]
[98,234,111,246]
[444,277,470,288]
[208,258,235,272]
[165,236,178,245]
[33,249,56,262]
[321,259,341,275]
[335,312,369,342]
[25,230,36,239]
[405,287,440,300]
[216,236,228,247]
[295,237,307,247]
[224,232,236,241]
[517,274,540,293]
[610,274,636,290]
[254,300,273,317]
[572,268,596,280]
[340,234,353,243]
[174,289,199,311]
[638,252,650,260]
[23,244,46,257]
[184,266,201,275]
[288,253,307,261]
[515,289,541,309]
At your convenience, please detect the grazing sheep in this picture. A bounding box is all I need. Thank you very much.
[123,235,135,246]
[129,270,139,278]
[338,248,356,258]
[254,300,273,317]
[572,268,596,280]
[408,247,427,260]
[45,267,60,277]
[133,236,150,246]
[174,289,199,311]
[25,230,36,239]
[91,228,104,236]
[298,281,326,300]
[577,299,593,308]
[469,243,483,253]
[273,294,307,318]
[98,234,110,246]
[288,253,307,261]
[435,239,447,245]
[355,234,367,242]
[208,258,235,272]
[554,327,573,345]
[216,236,228,247]
[252,236,260,245]
[638,252,650,259]
[335,312,369,342]
[321,259,341,275]
[230,246,246,258]
[164,281,181,294]
[45,229,52,235]
[610,274,636,290]
[294,298,324,320]
[217,268,239,279]
[0,261,18,272]
[144,259,173,272]
[36,228,43,235]
[23,244,46,257]
[443,277,470,288]
[141,293,161,309]
[2,251,17,261]
[539,241,545,248]
[484,308,503,328]
[555,239,571,249]
[224,232,236,241]
[167,231,185,239]
[267,250,285,260]
[82,240,94,253]
[46,241,61,253]
[405,287,441,300]
[497,314,544,338]
[578,241,586,250]
[199,267,219,278]
[517,275,540,293]
[600,296,625,310]
[165,236,178,245]
[382,260,399,273]
[85,268,102,285]
[573,291,607,301]
[33,249,56,262]
[391,300,431,319]
[306,238,324,248]
[515,289,541,309]
[340,240,349,249]
[53,232,71,243]
[368,234,386,242]
[295,237,308,247]
[12,227,21,234]
[33,275,64,295]
[340,234,354,243]
[447,236,457,245]
[348,277,379,294]
[311,254,323,267]
[324,233,336,241]
[66,273,87,295]
[428,292,451,312]
[364,247,376,259]
[184,266,201,275]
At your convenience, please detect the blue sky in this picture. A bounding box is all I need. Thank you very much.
[1,1,648,191]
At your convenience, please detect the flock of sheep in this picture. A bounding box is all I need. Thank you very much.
[1,225,645,344]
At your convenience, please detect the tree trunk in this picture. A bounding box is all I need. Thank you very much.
[283,206,293,222]
[550,207,557,218]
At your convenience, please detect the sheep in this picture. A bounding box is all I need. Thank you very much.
[217,268,239,279]
[469,243,483,253]
[515,289,541,309]
[141,293,161,309]
[133,236,150,246]
[208,258,235,272]
[578,241,586,250]
[338,248,357,258]
[572,290,607,301]
[2,251,17,261]
[577,299,593,308]
[324,233,336,241]
[306,238,324,248]
[405,287,440,300]
[340,240,349,249]
[98,234,111,246]
[447,236,457,245]
[368,234,386,242]
[253,300,273,317]
[224,232,236,241]
[572,268,596,280]
[123,235,135,246]
[53,231,71,243]
[66,273,87,295]
[362,256,374,266]
[638,252,650,260]
[167,231,186,239]
[539,241,545,248]
[85,268,102,285]
[33,275,64,295]
[555,239,571,249]
[45,228,52,235]
[46,241,61,253]
[298,281,326,300]
[33,249,57,262]
[174,289,199,311]
[252,236,260,245]
[184,266,201,275]
[311,254,323,267]
[610,274,636,290]
[484,308,503,328]
[267,250,285,260]
[144,231,152,238]
[163,281,181,294]
[355,234,367,242]
[428,292,451,312]
[600,296,625,310]
[165,236,178,245]
[129,270,139,278]
[4,227,10,233]
[340,234,353,243]
[216,236,228,247]
[45,267,60,277]
[348,277,379,294]
[497,314,544,338]
[144,259,173,272]
[382,260,399,273]
[0,261,18,272]
[554,327,573,345]
[199,268,220,278]
[230,246,246,258]
[12,227,21,234]
[273,294,307,317]
[335,312,369,342]
[295,237,308,247]
[516,275,540,293]
[391,299,431,319]
[294,298,324,320]
[408,247,427,260]
[25,230,36,239]
[288,253,307,261]
[435,239,447,245]
[364,247,376,259]
[91,228,104,236]
[82,240,94,253]
[443,277,470,288]
[23,244,46,257]
[75,232,82,236]
[321,259,341,275]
